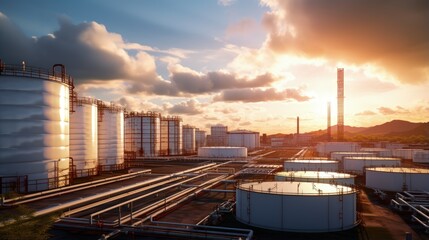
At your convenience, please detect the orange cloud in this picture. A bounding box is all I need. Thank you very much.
[261,0,429,83]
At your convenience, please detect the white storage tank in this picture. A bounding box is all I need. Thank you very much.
[160,116,182,155]
[366,167,429,192]
[392,149,419,160]
[359,148,392,157]
[331,152,377,161]
[198,147,247,158]
[283,160,339,172]
[316,142,360,157]
[343,157,401,175]
[70,96,98,177]
[195,128,206,149]
[209,124,228,146]
[97,101,125,171]
[0,63,72,192]
[236,181,357,232]
[182,124,196,154]
[227,129,260,150]
[413,150,429,163]
[275,171,355,185]
[124,111,161,157]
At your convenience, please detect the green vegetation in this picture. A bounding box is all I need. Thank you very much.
[0,205,59,240]
[346,134,429,144]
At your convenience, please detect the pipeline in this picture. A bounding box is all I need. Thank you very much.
[1,169,151,206]
[37,163,218,217]
[88,173,210,225]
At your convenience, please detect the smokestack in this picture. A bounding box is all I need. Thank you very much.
[327,101,331,141]
[297,116,299,146]
[337,68,344,141]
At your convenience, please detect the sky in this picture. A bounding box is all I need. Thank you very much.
[1,0,428,134]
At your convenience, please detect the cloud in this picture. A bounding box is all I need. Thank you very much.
[0,16,159,82]
[116,96,163,113]
[261,0,429,83]
[169,66,277,94]
[225,19,256,38]
[164,99,205,115]
[213,88,311,102]
[218,0,235,6]
[348,78,397,94]
[378,106,410,115]
[355,110,377,116]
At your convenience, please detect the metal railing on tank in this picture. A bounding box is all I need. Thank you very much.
[0,60,73,87]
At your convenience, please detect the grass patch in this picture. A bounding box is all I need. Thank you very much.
[365,226,394,240]
[0,205,59,240]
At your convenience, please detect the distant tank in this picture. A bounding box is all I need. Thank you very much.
[70,96,98,177]
[97,101,125,171]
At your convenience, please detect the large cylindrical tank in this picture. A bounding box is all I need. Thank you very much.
[316,142,360,157]
[209,124,228,146]
[236,181,357,232]
[124,111,161,157]
[283,160,339,172]
[70,97,98,177]
[182,124,196,154]
[331,152,377,161]
[195,128,206,149]
[275,171,355,185]
[392,149,419,160]
[413,150,429,163]
[366,167,429,191]
[343,157,401,175]
[227,130,260,150]
[198,147,247,158]
[98,102,124,171]
[359,148,392,157]
[160,116,182,155]
[0,63,72,192]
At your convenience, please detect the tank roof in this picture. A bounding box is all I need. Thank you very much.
[344,157,400,161]
[332,152,376,154]
[276,171,355,179]
[238,181,355,195]
[228,129,259,134]
[284,160,338,163]
[199,146,246,149]
[366,167,429,174]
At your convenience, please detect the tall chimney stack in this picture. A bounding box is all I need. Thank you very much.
[327,101,331,141]
[297,116,299,146]
[337,68,344,141]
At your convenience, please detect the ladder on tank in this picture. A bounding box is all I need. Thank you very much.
[339,187,344,230]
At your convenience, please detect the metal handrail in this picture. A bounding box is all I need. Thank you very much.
[0,63,73,86]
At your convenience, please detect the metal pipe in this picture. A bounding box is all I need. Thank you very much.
[33,163,217,218]
[150,218,253,240]
[64,176,182,218]
[130,175,230,226]
[89,173,208,223]
[2,169,151,206]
